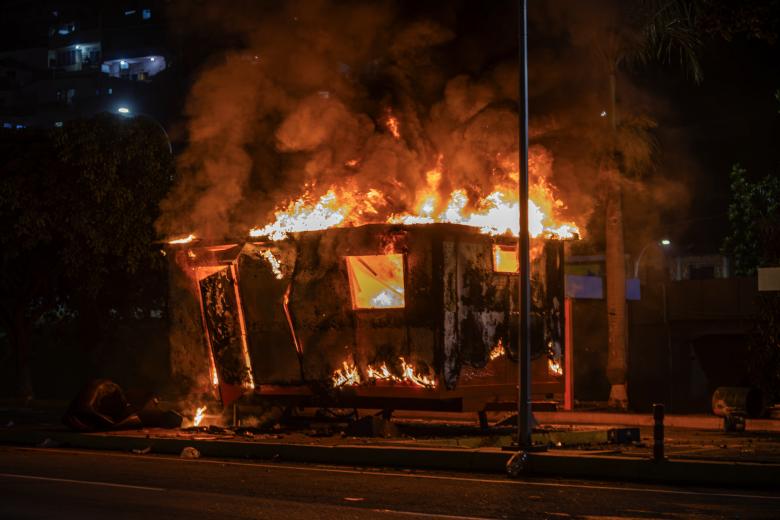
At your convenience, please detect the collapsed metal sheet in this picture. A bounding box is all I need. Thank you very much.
[198,265,253,388]
[237,243,302,384]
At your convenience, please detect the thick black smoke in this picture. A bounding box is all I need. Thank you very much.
[157,0,691,245]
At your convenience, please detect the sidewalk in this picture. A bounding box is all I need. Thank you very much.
[1,403,779,488]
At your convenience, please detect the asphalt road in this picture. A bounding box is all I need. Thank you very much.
[0,446,778,519]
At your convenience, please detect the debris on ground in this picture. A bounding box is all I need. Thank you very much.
[62,379,183,432]
[180,446,200,459]
[132,446,152,455]
[37,438,60,448]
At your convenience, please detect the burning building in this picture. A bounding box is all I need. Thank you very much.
[168,220,569,413]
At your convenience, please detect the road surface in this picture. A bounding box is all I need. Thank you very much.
[0,446,777,519]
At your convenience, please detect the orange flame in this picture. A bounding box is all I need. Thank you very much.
[250,169,579,241]
[169,234,196,245]
[385,109,401,140]
[193,405,207,427]
[332,360,361,387]
[489,339,505,360]
[259,249,283,279]
[332,357,436,389]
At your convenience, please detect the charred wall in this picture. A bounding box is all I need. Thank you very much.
[168,224,566,402]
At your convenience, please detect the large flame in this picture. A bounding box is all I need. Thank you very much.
[250,186,386,240]
[250,171,578,241]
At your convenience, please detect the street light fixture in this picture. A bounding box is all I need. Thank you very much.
[115,106,172,154]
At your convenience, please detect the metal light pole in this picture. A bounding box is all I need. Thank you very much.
[516,0,532,449]
[117,107,173,155]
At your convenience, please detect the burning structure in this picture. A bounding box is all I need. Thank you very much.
[158,1,591,415]
[168,221,569,412]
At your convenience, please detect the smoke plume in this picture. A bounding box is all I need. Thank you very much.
[157,0,692,246]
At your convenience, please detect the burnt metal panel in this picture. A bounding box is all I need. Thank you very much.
[199,266,253,387]
[237,243,302,384]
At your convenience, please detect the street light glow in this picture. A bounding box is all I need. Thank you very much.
[660,239,671,246]
[117,107,130,114]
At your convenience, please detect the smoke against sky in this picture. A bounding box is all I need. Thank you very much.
[157,0,693,246]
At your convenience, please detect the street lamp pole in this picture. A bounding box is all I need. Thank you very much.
[633,239,671,278]
[117,107,172,155]
[516,0,532,449]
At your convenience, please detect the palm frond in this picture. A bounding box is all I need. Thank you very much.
[630,0,704,83]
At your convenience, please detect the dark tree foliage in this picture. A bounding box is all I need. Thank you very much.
[0,114,173,398]
[697,0,780,44]
[723,167,780,402]
[722,86,780,400]
[722,165,780,276]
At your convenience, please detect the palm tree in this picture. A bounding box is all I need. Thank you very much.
[597,0,702,409]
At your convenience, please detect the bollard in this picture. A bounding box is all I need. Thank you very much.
[653,403,665,462]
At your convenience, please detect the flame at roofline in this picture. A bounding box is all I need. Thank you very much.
[248,176,580,242]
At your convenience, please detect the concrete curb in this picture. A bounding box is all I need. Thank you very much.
[533,411,780,432]
[1,429,777,489]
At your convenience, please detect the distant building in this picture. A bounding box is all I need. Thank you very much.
[670,254,731,281]
[0,1,171,129]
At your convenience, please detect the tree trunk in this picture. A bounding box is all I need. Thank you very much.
[605,173,628,409]
[606,69,628,409]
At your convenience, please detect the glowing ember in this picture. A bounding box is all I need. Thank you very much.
[548,358,563,376]
[168,233,196,245]
[489,339,505,360]
[259,249,283,279]
[385,110,401,139]
[193,405,207,427]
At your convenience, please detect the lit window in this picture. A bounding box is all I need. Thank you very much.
[493,244,518,273]
[3,123,12,129]
[120,60,128,70]
[124,10,136,16]
[345,254,405,309]
[142,9,151,19]
[54,121,63,127]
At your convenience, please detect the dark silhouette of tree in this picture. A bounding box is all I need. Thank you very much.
[0,114,173,399]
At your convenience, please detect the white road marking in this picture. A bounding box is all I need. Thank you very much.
[372,509,498,520]
[5,446,778,502]
[0,472,165,492]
